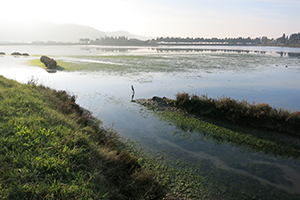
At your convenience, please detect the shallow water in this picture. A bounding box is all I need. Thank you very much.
[1,45,300,198]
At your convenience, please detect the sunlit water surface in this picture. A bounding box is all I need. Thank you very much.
[1,45,300,198]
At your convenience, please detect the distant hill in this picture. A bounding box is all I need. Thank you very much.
[0,20,151,43]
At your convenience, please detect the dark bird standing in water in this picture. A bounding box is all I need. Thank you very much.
[131,85,135,102]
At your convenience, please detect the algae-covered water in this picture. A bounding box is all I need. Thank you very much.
[1,45,300,199]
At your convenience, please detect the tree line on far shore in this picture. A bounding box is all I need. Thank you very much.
[79,36,147,46]
[271,33,300,46]
[153,33,300,46]
[78,33,300,47]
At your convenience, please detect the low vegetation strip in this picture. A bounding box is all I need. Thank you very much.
[137,96,300,159]
[0,76,165,200]
[174,93,300,137]
[159,111,300,158]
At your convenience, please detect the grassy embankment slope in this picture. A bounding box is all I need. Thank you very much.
[0,76,165,199]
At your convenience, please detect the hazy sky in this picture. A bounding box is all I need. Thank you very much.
[1,0,299,38]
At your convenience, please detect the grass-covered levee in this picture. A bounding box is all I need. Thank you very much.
[0,76,166,200]
[174,92,300,137]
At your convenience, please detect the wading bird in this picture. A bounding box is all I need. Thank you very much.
[131,85,135,93]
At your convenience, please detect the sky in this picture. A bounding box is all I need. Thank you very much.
[0,0,299,38]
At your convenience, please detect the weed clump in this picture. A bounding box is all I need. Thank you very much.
[175,93,300,136]
[40,55,57,69]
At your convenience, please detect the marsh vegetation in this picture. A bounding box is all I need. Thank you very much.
[174,92,300,137]
[137,96,300,199]
[1,45,300,199]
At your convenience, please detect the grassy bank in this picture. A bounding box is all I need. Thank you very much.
[0,76,165,199]
[174,93,300,137]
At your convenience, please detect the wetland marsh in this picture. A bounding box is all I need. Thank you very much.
[1,45,300,199]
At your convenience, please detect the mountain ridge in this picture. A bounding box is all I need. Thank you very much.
[0,20,151,43]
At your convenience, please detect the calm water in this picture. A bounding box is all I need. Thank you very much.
[1,45,300,199]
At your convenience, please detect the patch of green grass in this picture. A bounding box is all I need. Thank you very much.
[26,58,128,72]
[0,76,165,200]
[25,58,46,69]
[25,59,74,71]
[156,110,300,159]
[26,55,190,77]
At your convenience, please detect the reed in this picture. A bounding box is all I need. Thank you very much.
[175,93,300,137]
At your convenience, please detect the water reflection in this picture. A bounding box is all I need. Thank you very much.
[80,47,134,53]
[46,69,57,73]
[77,46,300,58]
[74,45,300,58]
[131,93,135,102]
[79,46,289,56]
[156,48,257,54]
[155,48,300,57]
[288,52,300,57]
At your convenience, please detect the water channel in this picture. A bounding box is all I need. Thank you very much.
[1,45,300,199]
